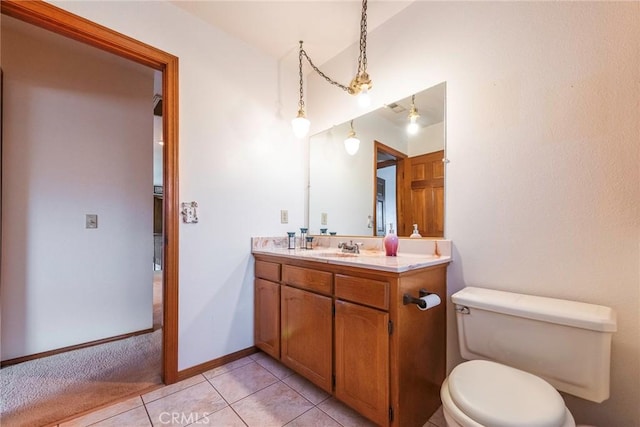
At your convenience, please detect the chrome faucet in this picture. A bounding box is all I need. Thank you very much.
[338,240,360,254]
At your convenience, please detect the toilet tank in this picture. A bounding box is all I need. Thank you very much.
[452,287,617,403]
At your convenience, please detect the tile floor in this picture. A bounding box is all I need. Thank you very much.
[58,352,446,427]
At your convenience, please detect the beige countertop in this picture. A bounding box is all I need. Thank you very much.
[252,237,451,273]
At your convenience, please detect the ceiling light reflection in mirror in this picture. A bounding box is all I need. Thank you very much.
[308,82,446,237]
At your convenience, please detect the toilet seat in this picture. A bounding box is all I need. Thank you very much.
[442,360,574,427]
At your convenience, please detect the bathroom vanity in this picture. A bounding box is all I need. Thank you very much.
[252,238,450,427]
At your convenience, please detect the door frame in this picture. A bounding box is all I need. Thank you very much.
[1,1,180,383]
[374,141,407,237]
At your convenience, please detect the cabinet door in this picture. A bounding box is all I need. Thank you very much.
[281,286,333,393]
[335,300,389,426]
[254,278,280,359]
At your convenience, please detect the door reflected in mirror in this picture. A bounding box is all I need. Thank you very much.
[309,82,446,237]
[375,142,404,237]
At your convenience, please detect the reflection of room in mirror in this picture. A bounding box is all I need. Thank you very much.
[308,82,446,238]
[376,142,403,237]
[375,177,388,235]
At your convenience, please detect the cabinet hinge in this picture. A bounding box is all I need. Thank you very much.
[389,407,394,422]
[388,320,393,335]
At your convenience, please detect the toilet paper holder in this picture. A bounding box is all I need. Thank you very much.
[403,288,433,309]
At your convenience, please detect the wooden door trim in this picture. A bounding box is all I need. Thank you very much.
[373,141,407,237]
[1,0,180,384]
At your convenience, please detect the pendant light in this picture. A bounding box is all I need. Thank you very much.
[344,120,360,156]
[291,0,372,137]
[348,0,372,108]
[407,94,420,135]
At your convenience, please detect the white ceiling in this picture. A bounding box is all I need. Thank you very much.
[169,1,414,66]
[375,82,445,130]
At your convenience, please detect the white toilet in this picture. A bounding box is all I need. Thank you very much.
[441,287,617,427]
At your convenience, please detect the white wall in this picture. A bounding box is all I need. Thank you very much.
[153,115,163,187]
[1,17,154,359]
[408,121,444,157]
[153,70,163,187]
[377,165,396,236]
[308,2,639,426]
[47,0,304,370]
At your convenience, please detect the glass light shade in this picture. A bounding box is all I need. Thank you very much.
[357,85,371,108]
[407,115,419,135]
[407,104,420,134]
[291,114,310,138]
[344,135,360,155]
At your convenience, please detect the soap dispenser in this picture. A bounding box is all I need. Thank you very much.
[383,223,399,256]
[410,224,422,239]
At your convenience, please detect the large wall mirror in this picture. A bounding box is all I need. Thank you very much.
[308,82,446,238]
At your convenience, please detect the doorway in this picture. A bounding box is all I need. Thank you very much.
[0,1,179,383]
[374,141,407,237]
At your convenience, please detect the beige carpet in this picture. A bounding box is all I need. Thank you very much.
[0,329,162,427]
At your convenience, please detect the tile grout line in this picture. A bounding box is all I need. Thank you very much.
[201,367,286,425]
[205,371,327,427]
[142,401,153,427]
[314,398,351,427]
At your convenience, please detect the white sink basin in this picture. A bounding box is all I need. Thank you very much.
[311,252,359,258]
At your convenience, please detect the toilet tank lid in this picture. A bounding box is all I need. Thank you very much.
[452,287,617,332]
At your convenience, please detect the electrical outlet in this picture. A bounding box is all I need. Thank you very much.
[321,212,328,225]
[280,210,289,224]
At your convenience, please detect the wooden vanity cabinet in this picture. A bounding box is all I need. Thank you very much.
[280,265,333,392]
[334,273,391,425]
[281,285,333,392]
[254,260,281,359]
[253,254,447,427]
[335,300,390,426]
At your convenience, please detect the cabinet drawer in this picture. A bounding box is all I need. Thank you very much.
[255,260,281,282]
[335,274,389,311]
[283,265,333,295]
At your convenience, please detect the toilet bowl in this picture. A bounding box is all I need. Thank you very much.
[441,287,617,427]
[440,360,575,427]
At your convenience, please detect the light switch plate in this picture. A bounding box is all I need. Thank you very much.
[280,210,288,224]
[321,212,328,225]
[86,214,98,229]
[181,201,198,223]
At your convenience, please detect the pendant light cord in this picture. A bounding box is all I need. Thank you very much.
[299,43,350,93]
[293,0,369,137]
[357,0,368,77]
[297,0,368,95]
[298,41,306,111]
